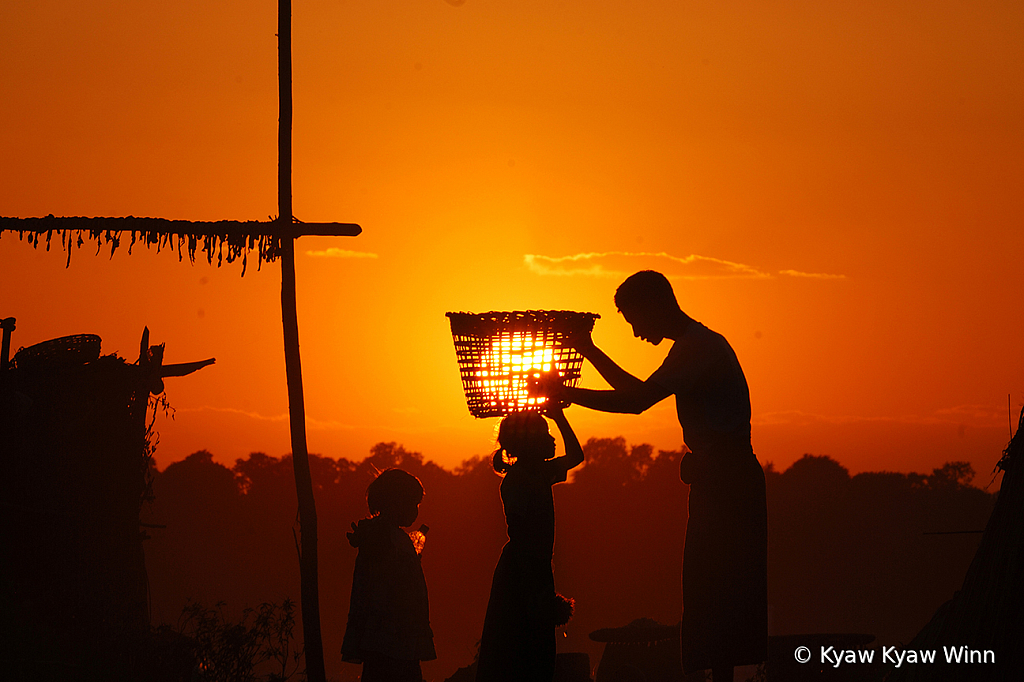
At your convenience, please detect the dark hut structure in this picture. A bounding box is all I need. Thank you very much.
[887,407,1024,682]
[590,618,687,682]
[0,321,211,679]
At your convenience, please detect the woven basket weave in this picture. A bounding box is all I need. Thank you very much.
[12,334,101,370]
[446,310,599,418]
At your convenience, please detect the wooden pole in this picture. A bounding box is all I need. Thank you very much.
[279,0,292,227]
[281,242,326,682]
[279,1,327,680]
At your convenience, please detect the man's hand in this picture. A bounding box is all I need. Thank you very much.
[528,371,567,404]
[564,328,597,358]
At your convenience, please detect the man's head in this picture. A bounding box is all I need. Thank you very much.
[614,270,681,345]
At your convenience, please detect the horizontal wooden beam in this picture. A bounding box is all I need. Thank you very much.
[289,222,363,237]
[0,215,361,238]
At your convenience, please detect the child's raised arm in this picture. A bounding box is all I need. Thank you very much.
[545,404,584,471]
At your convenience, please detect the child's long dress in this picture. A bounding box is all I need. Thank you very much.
[476,459,567,682]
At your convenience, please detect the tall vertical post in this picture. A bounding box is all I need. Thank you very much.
[278,1,327,681]
[279,0,292,226]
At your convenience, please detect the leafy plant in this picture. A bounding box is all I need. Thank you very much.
[165,599,303,682]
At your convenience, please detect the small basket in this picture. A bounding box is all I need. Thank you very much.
[11,334,102,370]
[446,310,599,418]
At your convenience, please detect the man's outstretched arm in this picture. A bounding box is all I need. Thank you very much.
[562,380,671,415]
[573,331,644,392]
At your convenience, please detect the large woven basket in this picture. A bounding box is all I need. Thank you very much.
[446,310,599,418]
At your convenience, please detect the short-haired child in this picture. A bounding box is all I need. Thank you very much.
[341,468,435,682]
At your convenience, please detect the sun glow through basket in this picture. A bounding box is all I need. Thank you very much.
[446,310,600,418]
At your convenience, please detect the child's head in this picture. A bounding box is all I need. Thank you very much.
[492,411,555,473]
[366,468,424,527]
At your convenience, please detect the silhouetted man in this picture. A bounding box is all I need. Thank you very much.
[550,270,767,682]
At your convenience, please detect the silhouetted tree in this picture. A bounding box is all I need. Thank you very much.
[766,454,994,643]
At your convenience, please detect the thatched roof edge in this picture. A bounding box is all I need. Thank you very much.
[0,215,360,273]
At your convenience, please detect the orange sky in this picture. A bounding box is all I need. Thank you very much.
[2,0,1022,479]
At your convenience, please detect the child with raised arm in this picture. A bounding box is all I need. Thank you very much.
[475,405,584,682]
[342,468,436,682]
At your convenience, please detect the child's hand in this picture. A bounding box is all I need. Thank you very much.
[542,402,566,419]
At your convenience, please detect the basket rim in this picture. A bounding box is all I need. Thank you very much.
[446,309,599,336]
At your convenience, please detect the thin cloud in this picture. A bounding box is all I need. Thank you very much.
[305,248,379,259]
[935,404,1012,423]
[524,251,771,280]
[177,406,357,430]
[779,269,846,280]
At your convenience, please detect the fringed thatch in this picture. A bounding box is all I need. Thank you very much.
[0,215,361,275]
[887,407,1024,681]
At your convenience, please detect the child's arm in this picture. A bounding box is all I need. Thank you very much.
[547,404,584,472]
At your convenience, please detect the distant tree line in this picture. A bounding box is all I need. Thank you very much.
[141,441,995,681]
